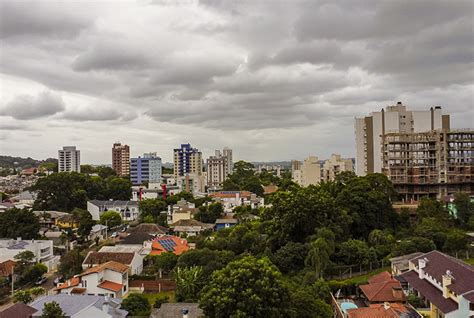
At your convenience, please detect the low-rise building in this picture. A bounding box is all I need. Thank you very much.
[83,251,144,275]
[152,303,203,318]
[389,252,423,276]
[346,303,421,318]
[400,250,474,318]
[56,214,79,229]
[359,271,406,303]
[87,200,139,222]
[321,154,354,182]
[0,238,59,271]
[56,261,129,299]
[171,219,214,237]
[215,218,238,231]
[210,191,264,213]
[148,235,189,256]
[29,294,127,317]
[167,199,198,224]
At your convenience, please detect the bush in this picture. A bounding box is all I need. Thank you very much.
[121,293,151,317]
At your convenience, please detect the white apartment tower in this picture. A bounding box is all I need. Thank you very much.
[207,147,233,188]
[355,102,450,176]
[58,146,81,173]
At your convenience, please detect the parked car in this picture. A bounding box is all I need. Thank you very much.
[35,276,47,285]
[54,276,64,285]
[110,232,118,238]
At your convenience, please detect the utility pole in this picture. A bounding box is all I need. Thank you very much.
[11,264,14,296]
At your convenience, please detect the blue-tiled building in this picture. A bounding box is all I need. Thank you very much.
[130,152,162,186]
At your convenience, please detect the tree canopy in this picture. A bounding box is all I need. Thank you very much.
[0,208,39,239]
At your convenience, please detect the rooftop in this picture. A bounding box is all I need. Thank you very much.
[0,302,37,318]
[152,303,203,318]
[83,251,135,266]
[79,261,129,276]
[359,271,406,302]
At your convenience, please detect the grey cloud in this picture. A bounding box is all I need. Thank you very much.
[61,106,136,122]
[0,0,94,39]
[0,91,66,120]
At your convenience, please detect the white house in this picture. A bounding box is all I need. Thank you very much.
[56,261,129,299]
[0,238,59,271]
[87,200,139,222]
[167,199,197,224]
[210,191,264,213]
[82,251,144,275]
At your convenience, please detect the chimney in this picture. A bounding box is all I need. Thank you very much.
[442,270,454,299]
[418,258,427,279]
[17,237,21,241]
[392,286,403,300]
[102,295,109,313]
[383,302,390,310]
[181,309,189,318]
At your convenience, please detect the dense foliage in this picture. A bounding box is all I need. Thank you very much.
[0,208,40,239]
[121,293,151,317]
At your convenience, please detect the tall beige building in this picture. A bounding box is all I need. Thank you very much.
[355,102,450,176]
[207,147,233,188]
[112,142,130,177]
[173,143,203,180]
[292,156,321,186]
[322,154,354,181]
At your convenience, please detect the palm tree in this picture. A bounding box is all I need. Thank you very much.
[305,238,331,278]
[174,266,203,302]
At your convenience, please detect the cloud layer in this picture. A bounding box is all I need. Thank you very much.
[0,0,472,163]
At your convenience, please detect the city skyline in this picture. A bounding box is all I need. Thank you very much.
[1,0,473,164]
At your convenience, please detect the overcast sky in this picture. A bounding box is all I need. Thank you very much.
[0,0,473,164]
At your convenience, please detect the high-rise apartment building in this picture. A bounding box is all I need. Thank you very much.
[173,144,203,180]
[382,130,473,201]
[322,154,354,181]
[58,146,80,173]
[207,147,233,188]
[355,102,450,176]
[292,156,321,187]
[112,142,130,177]
[130,152,162,186]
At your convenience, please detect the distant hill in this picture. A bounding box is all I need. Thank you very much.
[0,155,57,169]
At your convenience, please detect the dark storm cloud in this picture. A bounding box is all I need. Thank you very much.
[0,91,66,120]
[0,0,472,162]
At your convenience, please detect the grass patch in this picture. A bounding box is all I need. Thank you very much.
[331,266,391,287]
[464,258,474,265]
[141,291,175,305]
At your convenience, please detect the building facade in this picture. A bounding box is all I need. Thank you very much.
[130,153,162,186]
[206,147,233,188]
[292,156,321,186]
[87,200,139,221]
[382,130,473,201]
[58,146,80,173]
[173,144,203,180]
[355,102,450,176]
[322,154,354,181]
[112,143,130,177]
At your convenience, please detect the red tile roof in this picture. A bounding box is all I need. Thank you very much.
[79,261,129,276]
[98,280,123,292]
[359,271,406,302]
[347,303,416,318]
[150,235,189,256]
[56,277,80,290]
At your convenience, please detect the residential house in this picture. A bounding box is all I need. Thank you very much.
[152,303,204,318]
[83,251,144,275]
[87,200,139,222]
[88,224,108,241]
[390,252,424,276]
[56,214,79,229]
[346,303,421,318]
[215,218,239,231]
[167,199,198,224]
[400,250,474,318]
[210,191,264,213]
[0,260,15,280]
[99,245,149,257]
[17,191,36,205]
[29,294,127,317]
[56,261,129,299]
[0,239,59,271]
[148,235,189,256]
[171,219,214,237]
[359,271,406,304]
[33,211,70,228]
[119,223,168,249]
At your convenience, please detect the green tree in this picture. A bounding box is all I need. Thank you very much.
[287,285,332,318]
[338,239,371,265]
[18,263,47,285]
[96,166,117,179]
[443,229,468,254]
[305,238,332,278]
[13,290,32,303]
[121,293,151,317]
[414,217,448,249]
[150,252,178,276]
[176,248,235,280]
[393,237,436,256]
[199,256,290,318]
[139,198,167,222]
[270,242,308,274]
[417,198,450,220]
[0,208,40,240]
[58,249,84,278]
[105,177,132,200]
[14,251,35,270]
[40,301,66,318]
[100,211,122,228]
[454,192,474,227]
[195,202,224,223]
[29,287,46,297]
[175,266,204,302]
[72,208,95,240]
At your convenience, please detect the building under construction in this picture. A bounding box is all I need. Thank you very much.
[382,129,473,202]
